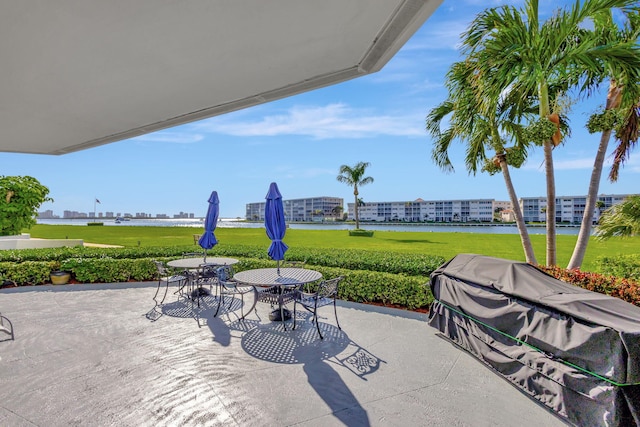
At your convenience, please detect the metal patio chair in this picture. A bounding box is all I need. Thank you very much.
[152,260,186,307]
[293,276,343,339]
[214,265,257,320]
[0,311,14,341]
[190,263,219,308]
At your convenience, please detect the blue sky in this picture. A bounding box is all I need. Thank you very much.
[2,0,638,219]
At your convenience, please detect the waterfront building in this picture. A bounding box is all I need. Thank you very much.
[172,212,194,219]
[345,193,636,224]
[520,194,635,224]
[246,197,344,222]
[347,198,497,223]
[37,210,58,219]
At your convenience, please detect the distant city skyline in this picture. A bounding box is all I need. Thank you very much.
[38,209,195,219]
[37,189,638,221]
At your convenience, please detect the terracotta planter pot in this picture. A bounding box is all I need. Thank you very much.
[50,271,71,285]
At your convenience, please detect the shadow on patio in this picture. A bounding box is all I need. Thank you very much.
[0,282,565,426]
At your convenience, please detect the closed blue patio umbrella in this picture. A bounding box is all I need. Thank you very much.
[265,182,288,273]
[198,191,219,261]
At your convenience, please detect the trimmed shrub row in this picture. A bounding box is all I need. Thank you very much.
[2,246,638,309]
[539,265,640,307]
[0,255,432,310]
[594,254,640,282]
[0,245,446,277]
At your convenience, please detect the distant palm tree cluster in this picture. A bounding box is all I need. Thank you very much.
[426,0,639,269]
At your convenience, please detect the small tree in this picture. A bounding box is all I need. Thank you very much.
[0,176,52,236]
[336,162,373,230]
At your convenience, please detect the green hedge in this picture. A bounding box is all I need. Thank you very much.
[0,245,445,277]
[0,249,435,310]
[539,265,640,307]
[5,246,636,310]
[232,258,431,309]
[0,261,58,285]
[594,254,640,282]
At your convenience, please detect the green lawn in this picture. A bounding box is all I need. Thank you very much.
[25,224,640,272]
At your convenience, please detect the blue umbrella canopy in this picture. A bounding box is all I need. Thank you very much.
[198,191,219,255]
[265,182,288,263]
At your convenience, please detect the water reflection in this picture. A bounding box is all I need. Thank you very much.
[37,218,581,235]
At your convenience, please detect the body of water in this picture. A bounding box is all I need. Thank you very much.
[37,218,582,235]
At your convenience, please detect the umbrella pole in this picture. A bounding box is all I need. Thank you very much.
[277,260,280,275]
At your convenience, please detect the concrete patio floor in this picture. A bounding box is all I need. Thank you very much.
[0,282,567,426]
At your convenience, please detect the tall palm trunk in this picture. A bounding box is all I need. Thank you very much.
[353,186,360,230]
[544,140,557,266]
[539,82,557,266]
[568,83,623,270]
[499,156,537,264]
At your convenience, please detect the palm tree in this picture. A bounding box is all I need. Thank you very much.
[568,10,640,270]
[427,60,538,264]
[462,0,640,266]
[331,205,343,219]
[595,195,640,239]
[337,162,373,230]
[609,101,640,181]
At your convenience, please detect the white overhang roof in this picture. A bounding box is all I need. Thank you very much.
[1,0,442,155]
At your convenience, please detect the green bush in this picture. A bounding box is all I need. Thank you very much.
[0,260,57,285]
[231,258,431,309]
[0,250,436,310]
[0,245,445,278]
[60,257,157,283]
[349,229,374,237]
[3,244,639,310]
[539,265,640,307]
[594,254,640,282]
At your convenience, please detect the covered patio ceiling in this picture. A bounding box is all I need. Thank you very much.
[1,0,442,155]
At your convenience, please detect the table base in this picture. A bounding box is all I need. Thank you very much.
[269,308,292,322]
[190,287,211,299]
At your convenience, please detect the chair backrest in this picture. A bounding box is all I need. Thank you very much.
[215,265,234,282]
[317,276,343,298]
[284,260,306,268]
[153,260,168,275]
[198,263,219,279]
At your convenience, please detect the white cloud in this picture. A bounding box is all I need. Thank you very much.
[195,103,426,139]
[403,20,468,52]
[132,132,204,144]
[553,157,598,170]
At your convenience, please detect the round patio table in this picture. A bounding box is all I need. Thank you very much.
[167,257,239,269]
[233,268,322,322]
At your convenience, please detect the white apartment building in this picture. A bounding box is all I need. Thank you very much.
[246,196,344,222]
[347,198,498,223]
[520,194,634,223]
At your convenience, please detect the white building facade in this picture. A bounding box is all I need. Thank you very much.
[347,198,498,223]
[520,194,634,224]
[246,196,344,222]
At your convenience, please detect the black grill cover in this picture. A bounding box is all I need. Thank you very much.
[428,254,640,427]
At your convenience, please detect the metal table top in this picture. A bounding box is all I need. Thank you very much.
[167,257,239,269]
[233,268,322,286]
